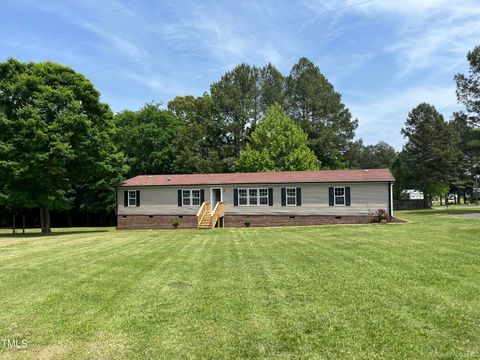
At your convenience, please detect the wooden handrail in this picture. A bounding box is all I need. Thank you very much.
[210,201,224,228]
[196,201,210,228]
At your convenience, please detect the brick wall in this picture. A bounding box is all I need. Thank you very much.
[224,214,371,228]
[117,214,371,229]
[117,215,196,230]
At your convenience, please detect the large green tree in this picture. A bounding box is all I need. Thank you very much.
[168,94,230,173]
[455,45,480,126]
[0,59,127,233]
[285,57,358,168]
[453,45,480,202]
[258,63,285,113]
[210,64,260,158]
[357,141,397,169]
[449,113,480,202]
[390,151,410,200]
[114,103,182,177]
[237,104,320,171]
[401,103,458,207]
[210,63,285,160]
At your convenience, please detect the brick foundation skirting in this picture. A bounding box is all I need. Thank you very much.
[117,215,197,230]
[117,214,372,229]
[224,214,371,227]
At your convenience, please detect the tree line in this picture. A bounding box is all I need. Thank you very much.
[0,47,479,232]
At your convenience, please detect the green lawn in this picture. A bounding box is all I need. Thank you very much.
[0,209,479,359]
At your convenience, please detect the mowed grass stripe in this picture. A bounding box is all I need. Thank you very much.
[0,209,479,359]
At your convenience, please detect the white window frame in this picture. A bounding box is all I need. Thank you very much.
[182,189,201,207]
[334,187,346,206]
[238,188,269,206]
[128,190,137,207]
[258,188,269,206]
[238,188,248,206]
[286,187,297,206]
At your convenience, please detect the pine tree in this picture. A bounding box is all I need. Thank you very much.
[285,57,357,168]
[401,103,458,207]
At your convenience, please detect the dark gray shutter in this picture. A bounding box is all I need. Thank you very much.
[345,187,351,206]
[268,188,273,206]
[200,189,205,203]
[124,191,128,207]
[281,188,286,206]
[329,187,334,206]
[136,190,140,207]
[296,187,302,206]
[234,189,238,206]
[178,190,182,207]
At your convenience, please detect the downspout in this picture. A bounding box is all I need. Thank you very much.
[388,182,393,221]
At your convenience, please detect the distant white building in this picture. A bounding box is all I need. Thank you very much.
[402,189,424,200]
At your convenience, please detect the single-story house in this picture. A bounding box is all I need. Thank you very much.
[116,169,395,229]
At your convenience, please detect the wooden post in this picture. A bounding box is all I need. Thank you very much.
[22,213,26,234]
[12,214,16,234]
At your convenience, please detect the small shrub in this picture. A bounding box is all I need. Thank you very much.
[244,221,251,227]
[369,208,390,223]
[172,221,179,229]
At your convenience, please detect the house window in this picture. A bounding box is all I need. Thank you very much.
[182,189,201,206]
[128,190,137,207]
[249,189,258,205]
[182,190,190,206]
[334,187,345,206]
[239,188,268,206]
[239,189,248,205]
[192,190,201,206]
[259,188,268,205]
[286,188,297,206]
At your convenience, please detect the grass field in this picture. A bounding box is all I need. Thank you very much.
[0,209,479,359]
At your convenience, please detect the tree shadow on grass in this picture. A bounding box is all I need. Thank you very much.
[0,228,112,238]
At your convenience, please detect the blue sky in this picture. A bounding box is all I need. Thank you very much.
[1,0,479,149]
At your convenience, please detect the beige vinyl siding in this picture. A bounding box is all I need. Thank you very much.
[117,187,206,215]
[223,183,388,215]
[117,182,390,216]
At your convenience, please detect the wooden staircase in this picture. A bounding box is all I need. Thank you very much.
[197,201,224,229]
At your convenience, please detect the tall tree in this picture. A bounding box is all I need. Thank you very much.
[390,151,410,200]
[168,94,230,173]
[210,64,261,158]
[401,103,458,207]
[0,59,127,233]
[453,45,480,200]
[357,141,397,169]
[449,112,480,202]
[285,57,358,168]
[114,103,183,177]
[259,63,285,112]
[343,140,364,169]
[455,45,480,126]
[237,104,320,172]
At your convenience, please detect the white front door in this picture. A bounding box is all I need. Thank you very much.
[210,188,223,212]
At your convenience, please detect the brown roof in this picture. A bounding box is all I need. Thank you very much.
[118,169,395,187]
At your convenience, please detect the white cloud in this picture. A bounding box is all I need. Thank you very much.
[350,85,462,149]
[348,0,480,75]
[81,22,148,61]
